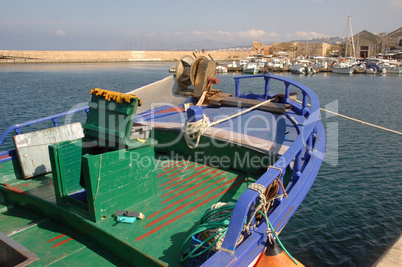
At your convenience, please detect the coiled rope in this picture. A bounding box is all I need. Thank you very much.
[181,166,294,264]
[247,168,298,265]
[180,202,237,261]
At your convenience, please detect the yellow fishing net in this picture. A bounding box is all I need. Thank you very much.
[90,88,142,106]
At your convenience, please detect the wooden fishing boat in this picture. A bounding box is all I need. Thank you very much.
[0,55,325,266]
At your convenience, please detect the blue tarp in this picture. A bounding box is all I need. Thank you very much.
[366,62,380,70]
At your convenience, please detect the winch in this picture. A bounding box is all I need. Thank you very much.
[175,55,220,99]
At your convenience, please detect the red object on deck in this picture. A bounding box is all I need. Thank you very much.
[207,77,220,85]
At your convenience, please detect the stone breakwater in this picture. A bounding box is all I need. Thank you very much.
[0,50,251,63]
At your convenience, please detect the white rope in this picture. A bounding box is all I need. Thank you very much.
[296,100,402,136]
[245,167,285,239]
[322,107,402,135]
[244,183,268,237]
[183,113,211,149]
[183,97,275,149]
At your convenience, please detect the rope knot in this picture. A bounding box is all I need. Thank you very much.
[248,183,266,197]
[183,113,211,149]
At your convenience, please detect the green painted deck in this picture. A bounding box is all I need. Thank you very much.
[0,205,122,266]
[0,153,257,266]
[127,155,254,265]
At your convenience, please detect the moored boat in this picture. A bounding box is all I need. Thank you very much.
[239,59,249,68]
[0,55,325,266]
[169,65,177,73]
[363,61,383,74]
[242,62,259,74]
[251,54,267,69]
[227,61,242,72]
[379,61,401,74]
[382,66,402,74]
[216,65,228,73]
[331,60,355,74]
[332,16,357,75]
[291,60,316,75]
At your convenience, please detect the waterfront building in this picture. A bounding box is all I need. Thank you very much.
[379,27,402,59]
[353,30,382,58]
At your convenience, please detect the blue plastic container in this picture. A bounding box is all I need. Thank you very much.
[189,235,216,267]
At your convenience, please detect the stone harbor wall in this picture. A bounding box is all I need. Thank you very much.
[0,50,252,63]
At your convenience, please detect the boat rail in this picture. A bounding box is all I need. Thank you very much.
[208,73,325,265]
[0,107,88,161]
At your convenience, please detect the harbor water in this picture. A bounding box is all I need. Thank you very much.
[0,62,401,266]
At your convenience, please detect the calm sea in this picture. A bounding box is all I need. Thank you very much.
[0,62,401,266]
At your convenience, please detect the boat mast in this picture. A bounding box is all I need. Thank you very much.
[349,15,356,59]
[345,16,350,57]
[306,28,309,58]
[345,15,356,59]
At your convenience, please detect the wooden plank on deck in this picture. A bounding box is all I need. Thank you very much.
[208,92,232,105]
[13,122,84,179]
[220,97,290,114]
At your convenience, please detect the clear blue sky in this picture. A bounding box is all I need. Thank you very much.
[1,0,401,50]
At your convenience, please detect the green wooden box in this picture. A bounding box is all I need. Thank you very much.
[49,139,157,222]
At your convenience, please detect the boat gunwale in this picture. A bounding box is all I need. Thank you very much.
[205,73,325,266]
[0,106,89,164]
